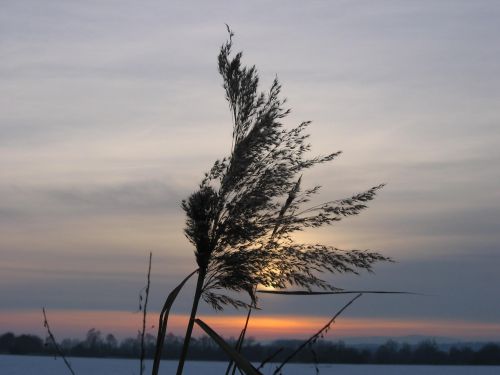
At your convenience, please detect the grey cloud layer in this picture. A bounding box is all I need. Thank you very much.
[0,181,185,219]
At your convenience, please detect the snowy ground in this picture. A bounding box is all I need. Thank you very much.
[2,355,500,375]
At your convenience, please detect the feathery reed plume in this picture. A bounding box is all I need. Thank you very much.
[176,26,390,374]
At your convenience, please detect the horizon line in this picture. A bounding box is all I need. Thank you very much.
[2,309,500,342]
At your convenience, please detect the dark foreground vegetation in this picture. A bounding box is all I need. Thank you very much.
[1,331,499,365]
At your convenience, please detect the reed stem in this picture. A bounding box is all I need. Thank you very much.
[176,268,206,375]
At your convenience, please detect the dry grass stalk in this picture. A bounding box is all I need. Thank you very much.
[139,252,152,375]
[272,293,363,375]
[42,307,76,375]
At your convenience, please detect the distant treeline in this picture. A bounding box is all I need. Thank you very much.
[1,330,499,365]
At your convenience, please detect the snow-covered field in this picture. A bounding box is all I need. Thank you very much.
[1,355,499,375]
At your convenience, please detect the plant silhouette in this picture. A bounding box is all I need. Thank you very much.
[174,27,391,375]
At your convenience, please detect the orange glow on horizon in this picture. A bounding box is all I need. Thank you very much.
[1,309,500,341]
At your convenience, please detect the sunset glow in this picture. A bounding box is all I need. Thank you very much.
[3,309,500,341]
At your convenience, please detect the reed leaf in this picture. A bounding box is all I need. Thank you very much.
[152,269,198,375]
[258,290,420,296]
[195,318,263,375]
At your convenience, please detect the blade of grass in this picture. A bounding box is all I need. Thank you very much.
[195,318,263,375]
[152,269,198,375]
[272,293,362,375]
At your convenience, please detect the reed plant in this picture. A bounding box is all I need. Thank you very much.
[38,28,403,375]
[153,27,392,375]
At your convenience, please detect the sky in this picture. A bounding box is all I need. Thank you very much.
[1,1,500,342]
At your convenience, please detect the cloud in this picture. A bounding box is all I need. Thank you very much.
[44,180,184,215]
[0,180,186,219]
